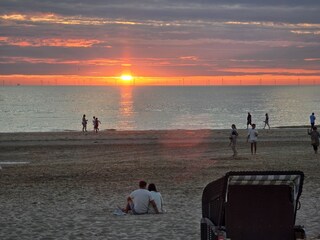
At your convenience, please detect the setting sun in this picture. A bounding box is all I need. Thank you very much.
[120,74,133,82]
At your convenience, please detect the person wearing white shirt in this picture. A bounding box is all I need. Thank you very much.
[122,180,159,214]
[247,123,258,155]
[148,183,164,213]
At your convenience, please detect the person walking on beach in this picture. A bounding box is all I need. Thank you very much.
[94,117,101,133]
[263,113,270,129]
[92,116,96,129]
[229,124,239,158]
[247,112,252,129]
[308,126,320,154]
[310,112,316,129]
[82,114,88,132]
[121,180,159,214]
[247,123,258,154]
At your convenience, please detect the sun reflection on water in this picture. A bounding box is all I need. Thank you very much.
[119,86,135,129]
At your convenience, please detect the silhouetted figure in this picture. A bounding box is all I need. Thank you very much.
[229,124,239,158]
[94,117,101,133]
[263,113,270,129]
[308,126,320,154]
[247,112,252,129]
[82,114,88,132]
[310,112,316,129]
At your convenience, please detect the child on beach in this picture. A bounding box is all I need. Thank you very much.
[229,124,239,158]
[247,123,258,154]
[93,116,101,133]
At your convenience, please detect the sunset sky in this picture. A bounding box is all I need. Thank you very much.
[0,0,320,85]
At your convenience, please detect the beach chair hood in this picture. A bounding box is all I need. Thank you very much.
[201,171,305,240]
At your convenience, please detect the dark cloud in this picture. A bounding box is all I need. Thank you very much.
[1,0,319,22]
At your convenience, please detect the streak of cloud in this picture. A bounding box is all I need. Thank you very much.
[0,0,319,84]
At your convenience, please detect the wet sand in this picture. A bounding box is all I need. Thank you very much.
[0,129,320,239]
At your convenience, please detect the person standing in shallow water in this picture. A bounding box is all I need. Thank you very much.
[247,112,252,129]
[82,114,88,132]
[229,124,239,158]
[247,123,258,155]
[308,126,320,154]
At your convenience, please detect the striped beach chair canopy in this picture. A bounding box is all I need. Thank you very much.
[225,171,304,207]
[201,171,306,240]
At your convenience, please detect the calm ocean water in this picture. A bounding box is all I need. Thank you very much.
[0,86,320,132]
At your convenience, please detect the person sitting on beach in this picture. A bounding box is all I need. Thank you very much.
[247,123,258,155]
[122,180,159,214]
[229,124,239,158]
[308,126,320,154]
[147,183,164,214]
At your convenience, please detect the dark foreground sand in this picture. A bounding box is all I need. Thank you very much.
[0,129,320,239]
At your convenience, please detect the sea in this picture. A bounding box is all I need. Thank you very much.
[0,85,319,133]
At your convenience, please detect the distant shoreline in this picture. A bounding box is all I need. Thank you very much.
[0,125,313,134]
[274,125,310,129]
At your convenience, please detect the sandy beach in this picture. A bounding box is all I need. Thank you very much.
[1,128,320,240]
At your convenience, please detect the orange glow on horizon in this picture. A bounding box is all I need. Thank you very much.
[0,74,320,86]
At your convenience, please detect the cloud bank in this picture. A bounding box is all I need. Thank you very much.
[0,0,319,84]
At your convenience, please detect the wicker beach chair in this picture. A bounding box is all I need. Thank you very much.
[200,171,306,240]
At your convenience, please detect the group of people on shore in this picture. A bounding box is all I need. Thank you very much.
[120,180,164,215]
[82,114,101,133]
[116,112,318,216]
[81,111,320,156]
[246,112,270,130]
[229,123,258,157]
[229,112,266,157]
[230,111,320,157]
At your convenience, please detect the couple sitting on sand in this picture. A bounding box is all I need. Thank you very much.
[121,180,164,215]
